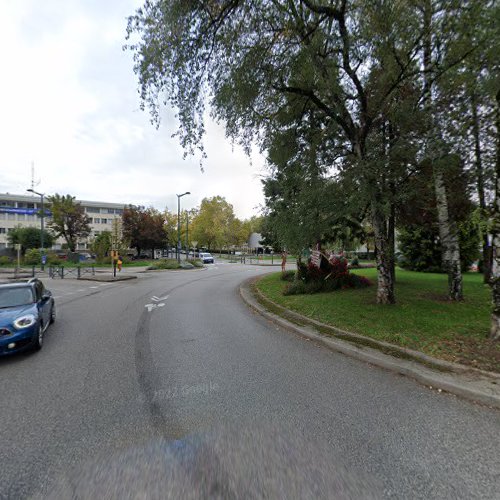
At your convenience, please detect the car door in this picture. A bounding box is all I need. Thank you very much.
[36,282,51,326]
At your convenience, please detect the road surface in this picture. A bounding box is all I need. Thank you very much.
[1,263,499,498]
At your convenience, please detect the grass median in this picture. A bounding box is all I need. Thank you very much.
[255,268,500,373]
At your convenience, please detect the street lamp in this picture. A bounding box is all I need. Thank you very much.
[185,211,189,259]
[27,188,45,264]
[177,192,190,262]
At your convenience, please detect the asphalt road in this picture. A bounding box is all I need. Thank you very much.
[1,263,500,499]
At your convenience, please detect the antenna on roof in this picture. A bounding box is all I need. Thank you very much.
[30,161,41,193]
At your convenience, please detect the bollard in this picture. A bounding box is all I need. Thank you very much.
[77,267,81,279]
[60,266,64,279]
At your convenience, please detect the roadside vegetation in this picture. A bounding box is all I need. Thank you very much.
[256,269,500,373]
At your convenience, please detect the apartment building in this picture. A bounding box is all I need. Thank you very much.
[0,193,126,251]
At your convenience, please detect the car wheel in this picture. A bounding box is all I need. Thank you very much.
[50,303,56,324]
[33,323,44,351]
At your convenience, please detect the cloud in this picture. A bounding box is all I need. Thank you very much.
[0,0,265,219]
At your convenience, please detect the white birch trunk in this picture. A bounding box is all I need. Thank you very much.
[489,90,500,341]
[434,167,463,301]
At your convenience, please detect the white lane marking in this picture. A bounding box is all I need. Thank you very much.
[89,286,99,289]
[145,302,165,312]
[151,295,169,302]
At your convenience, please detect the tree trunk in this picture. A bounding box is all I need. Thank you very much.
[371,202,395,304]
[471,92,491,282]
[423,0,462,301]
[434,165,463,300]
[489,89,500,341]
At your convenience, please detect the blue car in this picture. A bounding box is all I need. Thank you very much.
[0,279,55,355]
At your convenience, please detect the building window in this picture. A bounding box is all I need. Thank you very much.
[0,228,5,234]
[94,231,100,236]
[7,214,15,220]
[101,218,108,224]
[85,207,101,214]
[0,201,15,207]
[94,218,100,224]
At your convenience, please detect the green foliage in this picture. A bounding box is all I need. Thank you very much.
[285,256,371,295]
[46,194,91,252]
[398,220,480,273]
[23,249,41,265]
[7,226,54,254]
[91,231,112,262]
[147,259,181,270]
[280,270,296,282]
[0,256,12,266]
[190,196,241,249]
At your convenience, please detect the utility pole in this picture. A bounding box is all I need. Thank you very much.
[176,192,190,262]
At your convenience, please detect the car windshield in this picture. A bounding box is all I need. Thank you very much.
[0,287,34,308]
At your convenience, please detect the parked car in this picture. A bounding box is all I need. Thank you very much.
[199,252,214,264]
[0,279,55,355]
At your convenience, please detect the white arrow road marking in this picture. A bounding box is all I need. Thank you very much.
[151,295,169,302]
[145,302,166,312]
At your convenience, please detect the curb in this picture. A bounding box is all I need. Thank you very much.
[240,277,500,410]
[77,275,138,282]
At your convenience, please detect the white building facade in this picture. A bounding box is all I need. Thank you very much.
[0,193,126,251]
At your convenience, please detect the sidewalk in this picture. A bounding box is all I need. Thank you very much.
[240,277,500,410]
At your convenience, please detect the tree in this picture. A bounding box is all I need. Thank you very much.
[90,231,112,262]
[46,194,91,252]
[127,0,491,306]
[122,205,166,256]
[7,226,54,254]
[190,196,237,250]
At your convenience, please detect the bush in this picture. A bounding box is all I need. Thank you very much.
[0,256,12,266]
[280,270,296,282]
[188,259,204,268]
[46,252,63,266]
[284,272,371,295]
[24,249,41,265]
[285,254,371,295]
[398,221,480,273]
[350,257,359,266]
[147,259,181,270]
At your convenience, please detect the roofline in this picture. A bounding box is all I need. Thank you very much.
[0,193,126,209]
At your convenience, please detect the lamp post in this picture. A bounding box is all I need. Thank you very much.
[185,211,189,259]
[27,188,45,266]
[177,192,190,262]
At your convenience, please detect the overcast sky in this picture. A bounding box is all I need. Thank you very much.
[0,0,266,218]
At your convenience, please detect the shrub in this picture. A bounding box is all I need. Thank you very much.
[0,256,12,266]
[350,257,359,266]
[24,249,41,265]
[281,270,296,282]
[188,259,203,268]
[284,253,371,295]
[147,259,181,270]
[46,252,63,266]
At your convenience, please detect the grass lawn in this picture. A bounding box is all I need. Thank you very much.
[256,268,500,373]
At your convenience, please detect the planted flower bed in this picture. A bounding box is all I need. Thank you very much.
[283,254,371,295]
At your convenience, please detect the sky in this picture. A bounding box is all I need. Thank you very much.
[0,0,266,219]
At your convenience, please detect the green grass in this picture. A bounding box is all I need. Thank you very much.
[256,268,500,372]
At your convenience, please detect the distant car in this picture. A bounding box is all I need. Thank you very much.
[0,279,55,355]
[199,252,214,264]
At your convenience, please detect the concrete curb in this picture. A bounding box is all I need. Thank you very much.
[240,277,500,410]
[77,275,138,282]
